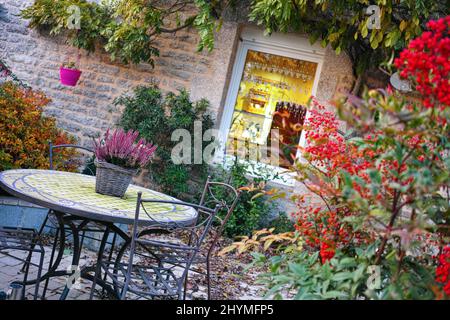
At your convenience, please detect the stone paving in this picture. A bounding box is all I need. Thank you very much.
[0,246,103,300]
[0,244,266,300]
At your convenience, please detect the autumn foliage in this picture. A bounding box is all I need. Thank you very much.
[0,81,77,171]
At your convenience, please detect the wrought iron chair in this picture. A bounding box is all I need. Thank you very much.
[186,176,240,299]
[48,142,96,174]
[0,226,45,299]
[93,192,222,300]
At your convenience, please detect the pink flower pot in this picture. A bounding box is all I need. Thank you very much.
[59,67,82,86]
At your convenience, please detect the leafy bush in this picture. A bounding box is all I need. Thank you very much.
[251,89,448,299]
[116,85,213,200]
[266,213,295,233]
[209,159,281,238]
[0,81,77,172]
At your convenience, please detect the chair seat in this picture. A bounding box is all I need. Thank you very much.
[0,226,43,253]
[101,260,180,299]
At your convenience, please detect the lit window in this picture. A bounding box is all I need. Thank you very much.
[226,50,318,168]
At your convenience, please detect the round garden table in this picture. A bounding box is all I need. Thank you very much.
[0,169,198,299]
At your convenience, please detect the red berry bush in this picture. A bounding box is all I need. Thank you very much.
[251,16,449,300]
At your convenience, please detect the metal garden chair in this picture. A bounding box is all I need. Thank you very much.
[186,176,240,299]
[0,226,45,299]
[92,192,223,300]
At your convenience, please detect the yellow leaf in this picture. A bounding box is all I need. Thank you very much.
[218,245,237,256]
[399,20,407,32]
[371,39,379,49]
[264,239,275,251]
[361,25,368,38]
[251,192,265,201]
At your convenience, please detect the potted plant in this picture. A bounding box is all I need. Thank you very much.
[59,61,82,86]
[93,128,157,197]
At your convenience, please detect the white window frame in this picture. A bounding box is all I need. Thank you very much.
[215,27,325,186]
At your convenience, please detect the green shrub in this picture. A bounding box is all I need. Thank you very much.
[266,213,295,233]
[116,85,213,200]
[210,159,280,238]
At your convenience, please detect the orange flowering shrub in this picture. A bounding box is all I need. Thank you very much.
[0,81,77,171]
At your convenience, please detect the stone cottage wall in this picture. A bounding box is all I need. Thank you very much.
[0,0,240,148]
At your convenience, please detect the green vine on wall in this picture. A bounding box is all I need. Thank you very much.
[20,0,219,65]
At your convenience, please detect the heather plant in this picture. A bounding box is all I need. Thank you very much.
[93,128,157,170]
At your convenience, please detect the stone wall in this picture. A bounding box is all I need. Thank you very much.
[0,0,240,148]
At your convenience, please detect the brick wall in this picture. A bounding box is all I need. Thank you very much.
[0,0,239,148]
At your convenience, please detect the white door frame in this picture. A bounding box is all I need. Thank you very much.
[215,27,325,186]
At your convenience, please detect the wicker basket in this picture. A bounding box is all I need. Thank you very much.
[95,160,137,197]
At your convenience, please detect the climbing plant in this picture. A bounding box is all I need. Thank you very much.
[21,0,448,85]
[247,0,448,76]
[21,0,220,65]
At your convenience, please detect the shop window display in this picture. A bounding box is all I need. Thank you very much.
[227,50,317,168]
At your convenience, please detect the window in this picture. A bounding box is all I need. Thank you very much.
[226,50,317,168]
[218,28,324,184]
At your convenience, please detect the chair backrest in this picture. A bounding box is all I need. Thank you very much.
[122,192,222,299]
[49,142,95,175]
[199,176,241,257]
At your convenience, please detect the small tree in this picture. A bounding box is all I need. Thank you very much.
[116,85,214,199]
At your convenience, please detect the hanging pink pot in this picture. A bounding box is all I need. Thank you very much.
[59,67,82,86]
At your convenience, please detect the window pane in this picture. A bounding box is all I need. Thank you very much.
[226,50,318,168]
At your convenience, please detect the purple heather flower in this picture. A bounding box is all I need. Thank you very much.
[93,128,157,169]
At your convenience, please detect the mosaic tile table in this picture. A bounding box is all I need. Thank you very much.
[0,169,197,226]
[0,169,198,299]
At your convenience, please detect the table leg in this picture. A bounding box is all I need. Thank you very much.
[89,226,110,299]
[59,218,81,300]
[22,214,131,300]
[60,221,130,300]
[19,212,68,288]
